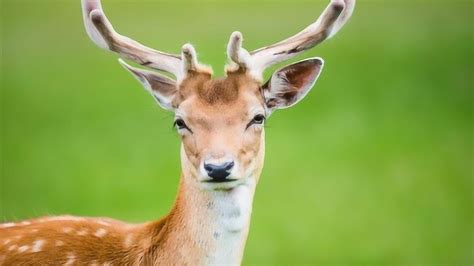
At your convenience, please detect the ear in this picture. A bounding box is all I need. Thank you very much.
[119,59,177,111]
[262,58,324,110]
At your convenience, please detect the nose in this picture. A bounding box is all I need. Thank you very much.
[204,161,235,181]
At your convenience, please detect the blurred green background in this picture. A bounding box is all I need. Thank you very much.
[1,0,472,264]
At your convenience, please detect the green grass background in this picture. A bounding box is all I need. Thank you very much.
[1,0,472,264]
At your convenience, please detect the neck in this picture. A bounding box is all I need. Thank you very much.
[145,171,257,265]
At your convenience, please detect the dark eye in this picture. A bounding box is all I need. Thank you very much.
[174,118,192,133]
[246,114,266,129]
[253,114,265,124]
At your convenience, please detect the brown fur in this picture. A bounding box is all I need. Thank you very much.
[0,216,142,264]
[176,71,260,107]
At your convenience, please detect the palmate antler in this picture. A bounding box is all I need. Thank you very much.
[227,0,355,79]
[81,0,209,81]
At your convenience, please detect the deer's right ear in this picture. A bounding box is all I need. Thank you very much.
[119,59,177,111]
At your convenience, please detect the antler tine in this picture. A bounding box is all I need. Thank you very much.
[328,0,356,39]
[81,0,183,79]
[181,44,199,72]
[227,31,252,70]
[227,0,355,79]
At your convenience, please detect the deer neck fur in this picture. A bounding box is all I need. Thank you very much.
[144,146,259,265]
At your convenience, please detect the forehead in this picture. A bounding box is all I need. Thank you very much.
[175,72,264,117]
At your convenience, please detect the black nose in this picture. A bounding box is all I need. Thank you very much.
[204,161,234,181]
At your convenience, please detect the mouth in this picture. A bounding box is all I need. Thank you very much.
[199,177,247,191]
[203,178,238,183]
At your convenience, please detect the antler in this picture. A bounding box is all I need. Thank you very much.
[227,0,355,79]
[82,0,208,80]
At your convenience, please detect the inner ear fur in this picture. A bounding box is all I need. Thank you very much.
[262,58,324,110]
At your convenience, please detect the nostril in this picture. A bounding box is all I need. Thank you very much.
[204,164,213,172]
[225,161,235,171]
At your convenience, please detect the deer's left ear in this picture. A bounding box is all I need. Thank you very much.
[262,58,324,110]
[119,59,177,111]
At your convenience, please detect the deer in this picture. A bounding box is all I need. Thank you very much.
[0,0,355,264]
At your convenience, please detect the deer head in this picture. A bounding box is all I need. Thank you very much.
[82,0,355,191]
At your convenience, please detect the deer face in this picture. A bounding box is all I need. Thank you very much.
[82,0,354,189]
[175,73,266,189]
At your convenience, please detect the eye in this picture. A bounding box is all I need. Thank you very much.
[174,119,186,129]
[173,118,192,133]
[246,114,266,129]
[253,114,265,124]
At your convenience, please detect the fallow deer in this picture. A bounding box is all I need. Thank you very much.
[0,0,355,264]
